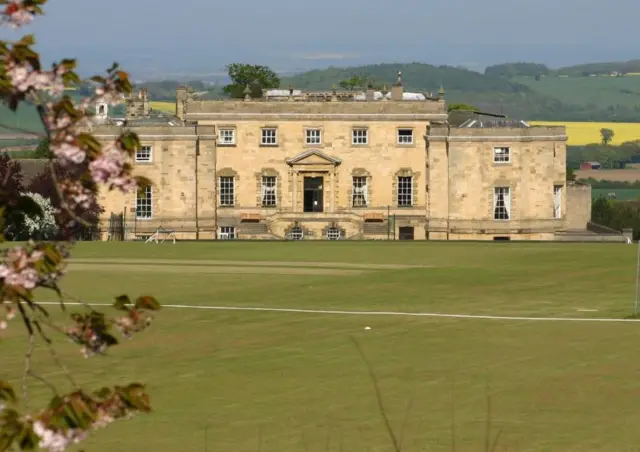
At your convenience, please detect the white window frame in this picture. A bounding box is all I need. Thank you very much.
[219,176,235,207]
[261,175,277,207]
[261,128,277,145]
[218,226,236,240]
[135,145,152,163]
[493,187,511,221]
[553,185,562,219]
[219,128,236,145]
[136,186,152,220]
[352,176,368,208]
[305,128,322,145]
[493,147,510,164]
[397,176,413,207]
[326,227,341,240]
[397,129,413,145]
[352,128,368,145]
[289,226,303,240]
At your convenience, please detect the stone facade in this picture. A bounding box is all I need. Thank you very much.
[93,78,590,241]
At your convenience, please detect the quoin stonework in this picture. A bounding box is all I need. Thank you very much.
[91,73,591,241]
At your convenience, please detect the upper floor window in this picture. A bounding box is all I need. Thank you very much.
[219,129,236,145]
[261,128,277,145]
[352,176,368,208]
[493,187,511,220]
[261,176,277,207]
[494,147,510,164]
[352,128,368,145]
[305,129,322,145]
[136,145,152,163]
[397,129,413,145]
[219,176,235,206]
[397,176,413,207]
[136,186,152,219]
[553,185,562,219]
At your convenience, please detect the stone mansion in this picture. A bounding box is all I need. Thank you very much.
[91,74,592,241]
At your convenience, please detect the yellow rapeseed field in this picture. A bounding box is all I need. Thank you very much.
[149,101,175,113]
[529,121,640,145]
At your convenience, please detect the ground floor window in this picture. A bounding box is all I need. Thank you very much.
[218,226,236,240]
[326,227,341,240]
[289,226,303,240]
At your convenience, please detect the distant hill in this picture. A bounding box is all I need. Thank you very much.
[556,60,640,76]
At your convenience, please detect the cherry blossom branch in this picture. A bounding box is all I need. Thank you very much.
[22,327,34,409]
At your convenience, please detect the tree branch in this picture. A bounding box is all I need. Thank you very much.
[22,329,35,410]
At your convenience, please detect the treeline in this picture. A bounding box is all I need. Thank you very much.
[592,197,640,240]
[567,140,640,169]
[485,60,640,78]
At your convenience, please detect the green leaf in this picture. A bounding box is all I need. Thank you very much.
[113,295,132,311]
[134,296,161,311]
[0,381,16,405]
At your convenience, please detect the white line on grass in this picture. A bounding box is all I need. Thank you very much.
[36,302,639,323]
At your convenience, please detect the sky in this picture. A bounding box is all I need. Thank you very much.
[4,0,640,80]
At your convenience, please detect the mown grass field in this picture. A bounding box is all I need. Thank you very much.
[530,120,640,145]
[3,241,640,451]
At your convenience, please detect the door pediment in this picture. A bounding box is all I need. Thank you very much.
[286,149,342,167]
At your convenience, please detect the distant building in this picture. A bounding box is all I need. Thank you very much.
[580,161,602,170]
[90,73,592,241]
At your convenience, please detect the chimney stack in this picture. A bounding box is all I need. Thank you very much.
[391,71,403,101]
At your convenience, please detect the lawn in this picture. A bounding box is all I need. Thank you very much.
[3,241,640,451]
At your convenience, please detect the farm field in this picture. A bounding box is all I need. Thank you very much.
[592,188,640,200]
[3,241,640,451]
[149,101,175,113]
[529,120,640,145]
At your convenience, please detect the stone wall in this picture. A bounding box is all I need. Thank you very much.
[565,182,592,230]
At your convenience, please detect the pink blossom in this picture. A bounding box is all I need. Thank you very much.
[51,141,86,165]
[2,1,33,28]
[89,143,136,192]
[95,81,124,106]
[5,60,66,96]
[58,180,94,210]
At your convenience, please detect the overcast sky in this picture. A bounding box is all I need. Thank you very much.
[4,0,639,78]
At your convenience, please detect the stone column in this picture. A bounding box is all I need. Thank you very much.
[292,170,298,213]
[330,171,335,213]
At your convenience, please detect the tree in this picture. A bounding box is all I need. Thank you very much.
[10,191,58,240]
[223,63,280,99]
[601,128,615,145]
[33,138,52,158]
[0,1,160,450]
[338,75,381,91]
[27,161,104,240]
[566,167,576,182]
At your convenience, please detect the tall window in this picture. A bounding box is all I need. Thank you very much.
[136,186,152,219]
[352,128,368,145]
[135,145,152,163]
[397,129,413,144]
[493,147,510,163]
[493,187,511,220]
[352,176,368,207]
[219,176,235,206]
[305,129,322,145]
[261,128,277,145]
[219,129,236,145]
[397,176,413,207]
[261,176,277,207]
[553,185,562,219]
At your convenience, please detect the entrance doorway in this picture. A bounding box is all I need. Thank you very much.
[303,177,324,212]
[398,226,415,240]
